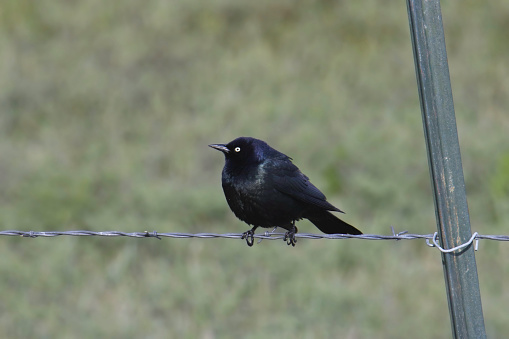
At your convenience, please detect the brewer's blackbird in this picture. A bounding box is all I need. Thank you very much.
[209,137,362,246]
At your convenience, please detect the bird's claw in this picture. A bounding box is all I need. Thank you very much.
[284,230,297,247]
[241,230,255,247]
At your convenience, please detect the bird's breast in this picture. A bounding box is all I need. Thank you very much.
[221,163,304,227]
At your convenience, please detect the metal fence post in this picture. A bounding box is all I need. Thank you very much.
[406,0,486,338]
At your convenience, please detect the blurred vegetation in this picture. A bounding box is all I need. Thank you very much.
[0,0,508,337]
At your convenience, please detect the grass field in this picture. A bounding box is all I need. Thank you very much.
[1,0,508,337]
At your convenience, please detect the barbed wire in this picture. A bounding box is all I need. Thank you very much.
[1,227,508,252]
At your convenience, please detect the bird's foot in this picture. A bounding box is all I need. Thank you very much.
[284,226,297,247]
[241,228,256,247]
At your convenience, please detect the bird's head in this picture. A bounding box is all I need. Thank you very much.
[209,137,268,165]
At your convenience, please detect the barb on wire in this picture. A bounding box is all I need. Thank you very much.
[0,229,507,252]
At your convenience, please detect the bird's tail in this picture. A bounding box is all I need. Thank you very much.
[305,210,362,235]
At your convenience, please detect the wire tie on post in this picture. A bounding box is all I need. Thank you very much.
[431,231,479,253]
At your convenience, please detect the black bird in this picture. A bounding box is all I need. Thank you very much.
[209,137,362,246]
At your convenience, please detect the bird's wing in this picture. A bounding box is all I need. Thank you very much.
[268,160,343,213]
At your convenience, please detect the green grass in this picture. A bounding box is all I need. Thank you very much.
[1,0,508,337]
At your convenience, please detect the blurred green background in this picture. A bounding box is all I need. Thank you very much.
[1,0,508,337]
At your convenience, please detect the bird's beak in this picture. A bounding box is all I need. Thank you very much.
[208,144,230,154]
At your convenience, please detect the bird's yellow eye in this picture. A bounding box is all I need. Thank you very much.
[234,147,241,152]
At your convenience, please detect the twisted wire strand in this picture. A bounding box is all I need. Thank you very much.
[1,228,507,252]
